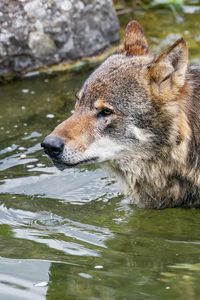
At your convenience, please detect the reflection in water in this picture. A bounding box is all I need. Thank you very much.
[0,204,113,257]
[0,167,118,203]
[45,209,200,300]
[0,259,50,300]
[0,9,200,300]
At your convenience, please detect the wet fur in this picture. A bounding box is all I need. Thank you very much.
[108,66,200,208]
[114,66,200,208]
[43,21,200,208]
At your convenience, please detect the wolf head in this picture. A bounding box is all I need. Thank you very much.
[41,21,189,171]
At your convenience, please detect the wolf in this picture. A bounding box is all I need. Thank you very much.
[41,20,200,208]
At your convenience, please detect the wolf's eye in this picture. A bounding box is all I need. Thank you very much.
[98,108,113,117]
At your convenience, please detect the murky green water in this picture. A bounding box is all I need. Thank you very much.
[0,9,200,300]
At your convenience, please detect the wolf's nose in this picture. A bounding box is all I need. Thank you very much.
[41,136,64,156]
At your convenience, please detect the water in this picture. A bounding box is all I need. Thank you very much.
[0,9,200,300]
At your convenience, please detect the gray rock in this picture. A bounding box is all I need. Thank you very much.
[195,35,200,43]
[24,0,46,19]
[159,33,182,50]
[57,0,73,12]
[28,32,56,57]
[0,44,6,57]
[0,0,119,77]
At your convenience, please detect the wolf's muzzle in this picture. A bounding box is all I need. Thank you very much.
[41,135,64,158]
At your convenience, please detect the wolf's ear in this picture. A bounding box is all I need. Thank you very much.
[122,20,149,56]
[149,38,188,100]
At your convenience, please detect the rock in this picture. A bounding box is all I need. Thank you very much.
[28,32,56,57]
[195,35,200,43]
[24,0,46,19]
[183,5,200,14]
[159,33,182,50]
[58,0,73,12]
[0,0,119,78]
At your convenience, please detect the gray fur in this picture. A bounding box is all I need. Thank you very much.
[42,25,200,208]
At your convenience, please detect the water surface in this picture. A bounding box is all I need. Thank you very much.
[0,9,200,300]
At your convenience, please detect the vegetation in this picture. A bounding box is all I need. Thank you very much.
[114,0,200,10]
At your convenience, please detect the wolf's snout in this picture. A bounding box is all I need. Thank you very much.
[41,136,64,157]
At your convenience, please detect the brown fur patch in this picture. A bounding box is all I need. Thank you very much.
[94,99,114,111]
[122,20,149,56]
[51,112,95,150]
[155,38,187,63]
[148,38,188,103]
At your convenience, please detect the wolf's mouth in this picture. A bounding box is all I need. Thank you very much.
[51,157,99,170]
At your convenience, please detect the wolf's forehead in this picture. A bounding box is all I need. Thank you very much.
[92,55,130,76]
[76,54,153,110]
[88,54,149,80]
[79,55,147,96]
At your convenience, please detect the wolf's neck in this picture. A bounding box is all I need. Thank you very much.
[109,67,200,208]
